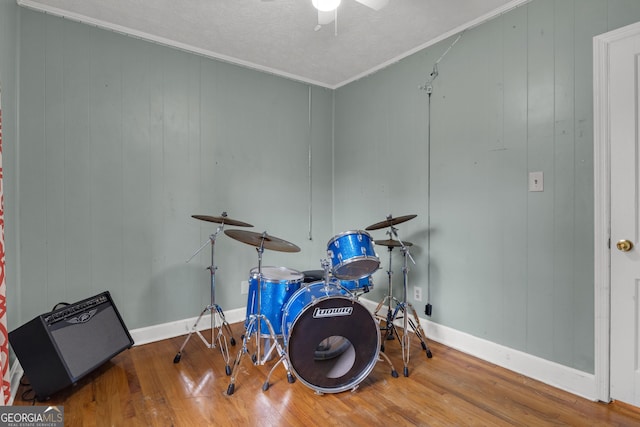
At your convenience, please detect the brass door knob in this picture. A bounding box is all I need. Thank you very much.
[616,239,634,252]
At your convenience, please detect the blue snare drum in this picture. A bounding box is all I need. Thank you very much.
[245,266,303,336]
[326,230,380,280]
[282,281,380,394]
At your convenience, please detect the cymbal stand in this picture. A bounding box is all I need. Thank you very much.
[226,233,295,395]
[386,227,432,377]
[374,239,400,343]
[173,222,236,375]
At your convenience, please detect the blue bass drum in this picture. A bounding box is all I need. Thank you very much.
[245,266,303,336]
[282,281,380,394]
[327,230,379,280]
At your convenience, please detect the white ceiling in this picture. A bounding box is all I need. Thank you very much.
[17,0,527,89]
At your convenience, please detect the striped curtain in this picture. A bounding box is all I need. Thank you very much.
[0,87,9,405]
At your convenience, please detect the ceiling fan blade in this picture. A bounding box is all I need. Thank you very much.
[318,9,335,26]
[354,0,389,11]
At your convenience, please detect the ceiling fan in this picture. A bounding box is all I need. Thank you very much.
[314,0,389,34]
[262,0,390,35]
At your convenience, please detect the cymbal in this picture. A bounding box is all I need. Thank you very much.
[192,213,253,227]
[375,239,413,248]
[365,214,417,231]
[224,229,301,253]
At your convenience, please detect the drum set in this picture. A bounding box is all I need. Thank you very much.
[174,211,432,395]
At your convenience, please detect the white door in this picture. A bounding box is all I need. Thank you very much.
[609,25,640,406]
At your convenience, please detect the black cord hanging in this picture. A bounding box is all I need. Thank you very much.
[419,31,465,317]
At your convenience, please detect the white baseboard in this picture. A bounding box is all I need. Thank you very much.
[129,307,247,346]
[8,360,24,405]
[358,297,597,401]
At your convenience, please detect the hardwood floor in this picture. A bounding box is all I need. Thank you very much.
[12,322,640,426]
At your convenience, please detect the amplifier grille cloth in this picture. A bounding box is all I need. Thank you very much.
[49,305,132,378]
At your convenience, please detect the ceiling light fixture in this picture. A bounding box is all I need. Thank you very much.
[312,0,341,12]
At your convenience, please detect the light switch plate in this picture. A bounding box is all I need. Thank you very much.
[529,171,544,192]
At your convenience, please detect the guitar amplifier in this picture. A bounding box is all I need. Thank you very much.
[9,291,134,399]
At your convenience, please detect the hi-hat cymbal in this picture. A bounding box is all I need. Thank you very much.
[224,229,300,253]
[192,213,253,227]
[375,239,413,248]
[365,214,417,231]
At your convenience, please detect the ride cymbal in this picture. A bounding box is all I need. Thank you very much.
[365,214,417,231]
[224,229,301,253]
[375,239,413,248]
[192,213,253,227]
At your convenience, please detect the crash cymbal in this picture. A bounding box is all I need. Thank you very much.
[365,214,417,231]
[192,213,253,227]
[224,229,301,253]
[375,239,413,248]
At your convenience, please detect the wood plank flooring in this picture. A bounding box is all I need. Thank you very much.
[12,322,640,426]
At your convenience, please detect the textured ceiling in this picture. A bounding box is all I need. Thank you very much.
[17,0,527,88]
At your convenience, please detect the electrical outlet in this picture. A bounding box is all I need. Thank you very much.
[413,286,422,301]
[241,280,249,295]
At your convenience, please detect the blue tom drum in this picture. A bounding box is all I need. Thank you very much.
[326,230,380,280]
[339,275,374,294]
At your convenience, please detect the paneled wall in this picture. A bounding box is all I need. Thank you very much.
[335,0,640,374]
[17,9,334,329]
[8,0,640,378]
[0,0,19,334]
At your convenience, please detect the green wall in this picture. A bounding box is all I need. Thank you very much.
[15,8,334,329]
[5,0,640,376]
[0,0,19,337]
[335,0,640,373]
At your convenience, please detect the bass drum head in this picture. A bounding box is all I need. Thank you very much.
[286,296,380,394]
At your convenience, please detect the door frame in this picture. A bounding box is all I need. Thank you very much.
[593,20,640,403]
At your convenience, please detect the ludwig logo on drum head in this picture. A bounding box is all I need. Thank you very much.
[313,306,353,318]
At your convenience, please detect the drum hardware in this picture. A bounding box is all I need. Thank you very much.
[370,216,433,377]
[373,238,412,340]
[225,230,300,395]
[173,212,251,374]
[374,239,410,345]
